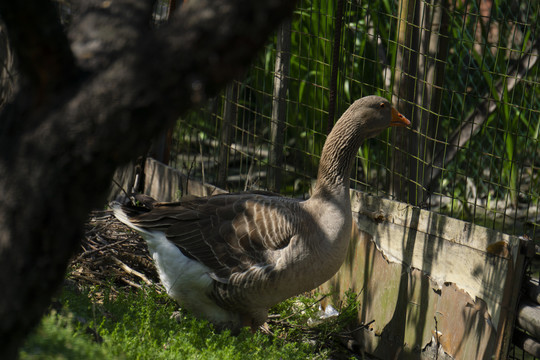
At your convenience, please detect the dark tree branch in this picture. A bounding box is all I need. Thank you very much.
[0,19,16,109]
[69,0,155,71]
[0,1,297,358]
[0,0,77,99]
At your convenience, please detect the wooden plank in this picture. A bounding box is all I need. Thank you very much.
[108,161,136,201]
[494,236,531,359]
[349,191,519,329]
[524,277,540,305]
[144,157,226,201]
[320,190,525,359]
[517,299,540,340]
[513,329,540,357]
[350,191,517,259]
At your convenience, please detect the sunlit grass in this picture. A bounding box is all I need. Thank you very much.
[20,282,361,360]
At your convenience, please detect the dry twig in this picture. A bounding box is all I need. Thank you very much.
[69,210,160,290]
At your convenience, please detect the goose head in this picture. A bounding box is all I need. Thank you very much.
[314,95,410,194]
[341,95,411,139]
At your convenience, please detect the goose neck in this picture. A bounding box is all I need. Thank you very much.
[312,124,366,197]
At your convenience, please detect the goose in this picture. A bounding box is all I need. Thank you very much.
[111,95,410,332]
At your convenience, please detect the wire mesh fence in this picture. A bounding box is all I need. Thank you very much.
[170,0,539,244]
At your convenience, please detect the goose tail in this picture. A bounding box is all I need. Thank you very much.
[109,194,156,234]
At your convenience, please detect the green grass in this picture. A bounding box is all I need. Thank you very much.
[20,283,359,360]
[20,309,108,360]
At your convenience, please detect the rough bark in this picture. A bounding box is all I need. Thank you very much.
[0,0,296,358]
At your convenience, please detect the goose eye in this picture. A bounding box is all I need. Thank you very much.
[379,103,385,108]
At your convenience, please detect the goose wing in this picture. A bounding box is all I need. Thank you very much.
[125,192,300,281]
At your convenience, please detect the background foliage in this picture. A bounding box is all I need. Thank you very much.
[172,0,539,240]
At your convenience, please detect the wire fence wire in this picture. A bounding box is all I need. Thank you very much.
[171,0,539,244]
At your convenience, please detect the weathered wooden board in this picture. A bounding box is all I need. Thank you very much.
[144,157,226,201]
[108,161,136,201]
[320,191,527,359]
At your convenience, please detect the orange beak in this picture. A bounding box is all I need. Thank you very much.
[390,107,411,127]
